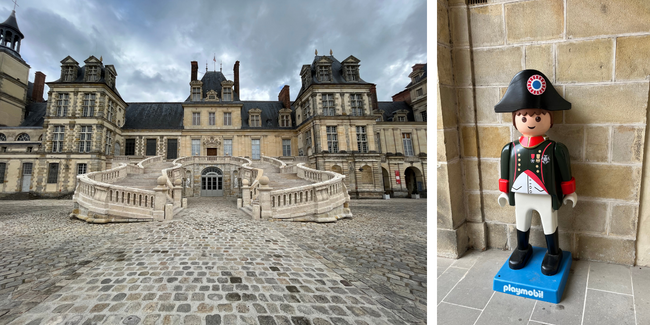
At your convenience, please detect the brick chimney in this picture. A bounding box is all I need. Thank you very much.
[191,61,198,81]
[412,63,425,72]
[234,61,240,100]
[278,85,290,109]
[369,85,378,112]
[32,71,45,102]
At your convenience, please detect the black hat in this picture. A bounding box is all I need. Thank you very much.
[494,69,571,113]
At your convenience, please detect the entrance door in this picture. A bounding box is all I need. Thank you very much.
[146,139,157,156]
[167,139,178,160]
[201,167,223,196]
[207,148,217,156]
[21,163,32,192]
[252,139,260,160]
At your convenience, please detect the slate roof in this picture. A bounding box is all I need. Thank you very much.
[185,71,239,102]
[20,101,47,127]
[123,103,184,130]
[296,55,373,98]
[377,101,414,122]
[49,64,124,102]
[0,10,23,38]
[241,101,294,129]
[406,64,427,88]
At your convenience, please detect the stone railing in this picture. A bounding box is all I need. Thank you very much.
[72,157,171,223]
[137,155,163,168]
[163,158,185,210]
[251,163,352,222]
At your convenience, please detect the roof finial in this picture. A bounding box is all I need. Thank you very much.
[220,60,222,73]
[12,0,19,11]
[205,62,208,72]
[99,55,103,62]
[315,49,318,55]
[330,49,332,56]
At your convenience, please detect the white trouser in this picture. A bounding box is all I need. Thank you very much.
[514,193,558,235]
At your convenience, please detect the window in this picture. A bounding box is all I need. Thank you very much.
[376,132,381,153]
[421,111,427,122]
[107,101,115,123]
[63,66,75,82]
[192,112,200,126]
[125,139,135,155]
[77,163,87,175]
[376,116,382,122]
[0,163,5,182]
[416,88,423,97]
[82,93,96,117]
[322,94,334,116]
[223,88,232,101]
[356,126,368,153]
[350,94,363,116]
[403,133,414,156]
[0,133,5,141]
[191,139,200,156]
[305,130,312,148]
[192,87,201,101]
[397,116,406,122]
[327,126,338,153]
[86,66,99,82]
[209,112,215,126]
[224,139,232,156]
[318,66,330,81]
[47,163,59,184]
[16,133,30,141]
[282,139,291,157]
[105,130,113,155]
[303,101,312,119]
[27,147,32,152]
[224,112,232,126]
[106,72,114,88]
[346,66,357,81]
[250,114,260,127]
[79,126,92,153]
[280,114,290,127]
[56,93,69,117]
[251,139,260,160]
[52,126,64,153]
[146,139,157,156]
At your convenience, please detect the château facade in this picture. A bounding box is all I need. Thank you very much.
[0,11,427,201]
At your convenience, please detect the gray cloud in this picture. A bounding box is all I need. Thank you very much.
[11,0,426,102]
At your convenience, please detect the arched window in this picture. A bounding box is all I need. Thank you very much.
[0,133,6,141]
[16,133,30,141]
[201,167,223,175]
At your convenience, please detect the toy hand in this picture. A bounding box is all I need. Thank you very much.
[563,192,577,208]
[498,192,509,207]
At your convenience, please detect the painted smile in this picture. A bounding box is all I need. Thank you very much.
[528,126,536,129]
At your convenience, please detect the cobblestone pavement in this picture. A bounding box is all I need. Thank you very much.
[0,198,427,324]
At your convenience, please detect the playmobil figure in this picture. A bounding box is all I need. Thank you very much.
[495,70,577,276]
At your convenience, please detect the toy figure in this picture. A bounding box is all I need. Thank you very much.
[495,70,577,276]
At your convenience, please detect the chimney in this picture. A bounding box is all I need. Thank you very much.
[32,71,45,102]
[369,85,378,112]
[412,63,425,73]
[191,61,198,81]
[278,85,290,109]
[234,61,240,100]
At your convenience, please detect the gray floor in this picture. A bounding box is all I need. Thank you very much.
[438,249,650,325]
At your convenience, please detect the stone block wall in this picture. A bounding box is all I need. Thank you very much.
[439,0,650,265]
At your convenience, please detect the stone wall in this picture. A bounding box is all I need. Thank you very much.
[439,0,650,265]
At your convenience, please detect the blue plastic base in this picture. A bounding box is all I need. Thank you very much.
[493,246,572,304]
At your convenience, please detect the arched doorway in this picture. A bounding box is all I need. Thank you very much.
[382,167,391,193]
[201,167,223,197]
[331,165,342,174]
[404,166,424,198]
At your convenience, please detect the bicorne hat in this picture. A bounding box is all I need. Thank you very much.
[494,69,571,113]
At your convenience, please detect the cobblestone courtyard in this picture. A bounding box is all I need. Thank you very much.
[0,198,427,325]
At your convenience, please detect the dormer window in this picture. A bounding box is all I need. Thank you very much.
[300,65,312,88]
[221,80,235,102]
[206,90,218,101]
[345,66,358,81]
[318,66,331,82]
[63,66,76,82]
[192,87,201,101]
[85,66,100,82]
[279,108,292,127]
[249,108,262,127]
[342,55,361,82]
[223,87,232,101]
[106,72,114,88]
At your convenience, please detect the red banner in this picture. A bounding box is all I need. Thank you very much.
[395,171,401,184]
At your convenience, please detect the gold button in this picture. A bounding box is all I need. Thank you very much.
[518,153,520,156]
[536,170,539,173]
[518,168,521,171]
[536,165,539,168]
[538,150,541,153]
[518,158,521,161]
[518,163,520,166]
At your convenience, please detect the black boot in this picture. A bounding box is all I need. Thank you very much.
[509,229,533,270]
[541,229,563,276]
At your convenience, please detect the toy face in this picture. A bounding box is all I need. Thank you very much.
[514,112,551,137]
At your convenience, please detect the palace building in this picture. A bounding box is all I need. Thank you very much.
[0,10,427,203]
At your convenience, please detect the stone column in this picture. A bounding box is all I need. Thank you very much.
[258,176,272,219]
[173,179,182,207]
[242,179,251,206]
[153,176,168,221]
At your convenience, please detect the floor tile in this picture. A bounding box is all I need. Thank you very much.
[437,301,482,325]
[632,265,650,325]
[583,289,635,325]
[444,249,511,309]
[587,262,633,295]
[475,292,536,325]
[530,260,589,325]
[438,257,454,278]
[437,266,467,304]
[451,249,482,269]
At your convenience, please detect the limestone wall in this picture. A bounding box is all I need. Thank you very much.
[439,0,650,265]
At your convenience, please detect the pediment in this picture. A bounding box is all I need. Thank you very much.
[84,55,102,65]
[249,108,262,114]
[342,55,360,64]
[279,108,292,114]
[300,65,312,75]
[317,56,333,64]
[205,90,219,101]
[393,109,409,115]
[60,56,78,65]
[105,65,117,76]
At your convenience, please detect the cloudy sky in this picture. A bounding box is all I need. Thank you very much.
[8,0,427,103]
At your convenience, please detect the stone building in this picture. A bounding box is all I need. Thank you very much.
[438,0,650,266]
[0,11,427,201]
